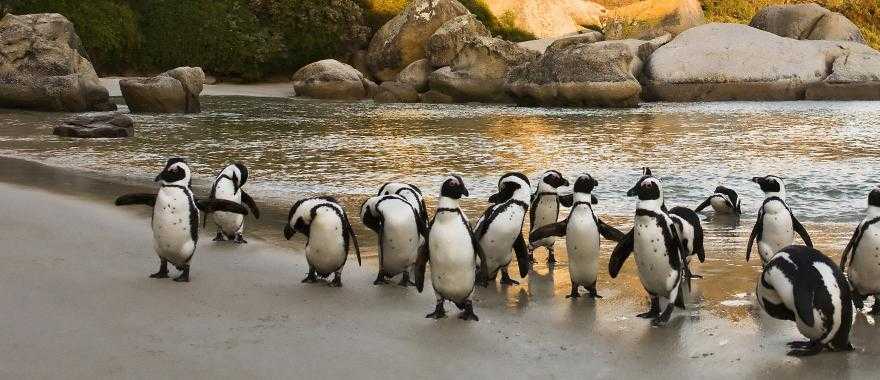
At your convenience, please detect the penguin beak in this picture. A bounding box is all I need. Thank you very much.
[561,177,570,187]
[751,177,760,183]
[283,224,294,240]
[462,186,469,197]
[626,184,639,197]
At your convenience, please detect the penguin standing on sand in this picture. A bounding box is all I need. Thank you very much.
[115,158,248,282]
[361,194,427,286]
[207,162,260,243]
[840,186,880,315]
[377,182,428,226]
[284,196,361,287]
[757,245,854,356]
[668,206,706,278]
[414,175,486,321]
[694,186,742,215]
[609,170,688,326]
[747,176,813,264]
[529,174,623,298]
[473,172,532,286]
[528,170,570,264]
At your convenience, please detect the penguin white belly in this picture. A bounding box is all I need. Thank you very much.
[758,205,794,262]
[429,217,475,303]
[212,184,244,236]
[152,187,196,266]
[305,211,347,276]
[379,213,420,275]
[633,216,678,295]
[710,196,733,213]
[532,197,559,248]
[566,211,600,285]
[850,224,880,295]
[673,217,695,257]
[480,207,524,275]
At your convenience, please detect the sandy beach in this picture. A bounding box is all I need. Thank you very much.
[1,158,879,379]
[100,78,294,99]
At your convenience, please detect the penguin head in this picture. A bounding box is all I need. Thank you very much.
[628,175,662,201]
[440,175,468,200]
[489,172,530,203]
[233,162,248,187]
[751,175,784,195]
[539,170,569,190]
[155,158,191,186]
[868,186,880,208]
[573,174,598,194]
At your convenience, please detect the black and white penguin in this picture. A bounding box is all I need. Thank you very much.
[473,172,532,286]
[414,175,486,321]
[694,185,742,215]
[377,182,428,226]
[207,162,260,243]
[360,194,427,286]
[840,186,880,315]
[747,175,813,264]
[284,196,361,287]
[528,170,570,264]
[668,206,706,278]
[529,174,623,298]
[609,171,688,326]
[115,158,248,282]
[757,245,854,356]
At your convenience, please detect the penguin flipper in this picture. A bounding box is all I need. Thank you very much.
[558,194,573,208]
[115,193,157,207]
[668,206,705,262]
[529,220,567,243]
[791,214,813,248]
[195,199,249,215]
[793,271,818,327]
[241,191,260,219]
[513,233,530,278]
[591,194,598,205]
[746,211,763,262]
[597,219,624,242]
[361,209,382,233]
[609,229,634,278]
[465,212,489,281]
[414,243,429,293]
[694,196,712,213]
[840,224,861,269]
[342,212,362,266]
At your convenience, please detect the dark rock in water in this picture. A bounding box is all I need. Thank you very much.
[749,4,865,44]
[373,81,420,103]
[120,67,205,113]
[0,13,115,112]
[419,90,454,104]
[53,113,134,138]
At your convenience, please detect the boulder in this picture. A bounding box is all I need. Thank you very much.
[420,90,455,103]
[518,30,604,54]
[292,59,374,100]
[0,13,114,112]
[120,67,205,113]
[397,59,432,92]
[806,52,880,100]
[482,0,608,38]
[366,0,470,82]
[373,81,421,103]
[162,66,205,112]
[425,14,491,68]
[428,36,539,103]
[602,0,704,40]
[53,113,134,138]
[645,23,878,101]
[749,4,865,44]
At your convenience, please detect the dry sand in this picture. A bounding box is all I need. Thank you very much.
[100,78,293,98]
[1,164,879,378]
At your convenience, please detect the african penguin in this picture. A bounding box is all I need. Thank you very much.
[361,194,427,286]
[377,182,428,226]
[694,185,742,215]
[668,206,706,279]
[609,170,688,326]
[115,158,249,282]
[529,174,623,298]
[207,162,260,243]
[757,245,854,356]
[528,170,570,264]
[840,186,880,315]
[284,196,361,287]
[747,176,813,264]
[473,172,532,286]
[414,175,486,321]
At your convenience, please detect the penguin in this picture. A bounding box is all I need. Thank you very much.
[747,176,813,264]
[414,175,486,321]
[609,171,688,326]
[115,158,249,282]
[694,185,742,215]
[377,182,428,226]
[528,174,623,298]
[757,245,854,356]
[360,194,427,286]
[668,206,706,278]
[284,196,361,287]
[207,162,260,243]
[473,172,532,286]
[840,186,880,315]
[528,170,570,264]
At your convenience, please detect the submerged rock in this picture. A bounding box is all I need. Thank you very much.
[749,4,864,44]
[53,113,134,138]
[292,59,375,100]
[0,13,115,112]
[120,67,205,113]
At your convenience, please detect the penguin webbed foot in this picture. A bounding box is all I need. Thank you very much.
[456,300,479,321]
[636,310,659,319]
[566,287,580,299]
[373,274,389,285]
[586,285,603,299]
[787,340,814,349]
[301,271,318,283]
[499,272,519,285]
[233,233,248,244]
[651,306,674,327]
[787,341,823,357]
[328,272,343,287]
[150,259,169,279]
[213,231,225,242]
[426,302,447,319]
[172,265,190,283]
[398,272,414,287]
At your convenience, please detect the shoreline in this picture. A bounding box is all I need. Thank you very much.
[100,77,294,99]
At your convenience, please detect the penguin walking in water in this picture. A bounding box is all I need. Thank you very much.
[528,170,570,264]
[377,182,428,226]
[747,176,813,264]
[361,194,427,286]
[528,174,623,298]
[284,196,361,287]
[115,158,249,282]
[473,172,532,286]
[609,170,688,326]
[414,175,486,321]
[668,206,706,278]
[207,162,260,243]
[694,186,742,215]
[840,186,880,315]
[757,245,854,356]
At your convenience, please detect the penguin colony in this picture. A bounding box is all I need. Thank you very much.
[115,159,878,357]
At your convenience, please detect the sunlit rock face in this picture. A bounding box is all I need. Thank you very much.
[601,0,704,39]
[0,13,114,112]
[749,3,865,44]
[482,0,608,38]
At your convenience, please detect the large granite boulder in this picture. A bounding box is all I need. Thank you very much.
[373,81,421,103]
[53,112,134,138]
[292,59,375,100]
[517,30,604,54]
[603,0,705,40]
[120,67,205,113]
[0,13,114,112]
[428,36,539,103]
[396,59,432,92]
[806,52,880,100]
[749,4,865,44]
[425,14,491,68]
[366,0,470,82]
[645,23,878,101]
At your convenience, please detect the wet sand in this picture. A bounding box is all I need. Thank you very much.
[100,78,293,98]
[1,160,879,378]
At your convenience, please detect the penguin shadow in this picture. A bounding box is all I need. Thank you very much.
[525,263,557,301]
[563,297,598,328]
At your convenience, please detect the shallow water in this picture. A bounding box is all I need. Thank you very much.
[1,97,879,320]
